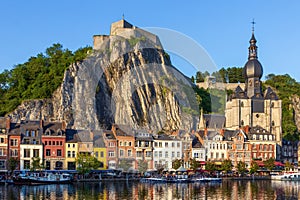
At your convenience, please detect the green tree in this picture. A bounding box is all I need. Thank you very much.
[249,161,259,174]
[189,158,200,171]
[138,160,148,175]
[221,159,233,174]
[30,157,43,171]
[195,71,204,83]
[172,159,183,170]
[118,159,133,172]
[7,157,19,174]
[205,161,216,173]
[236,161,247,175]
[191,76,195,83]
[76,153,101,174]
[263,157,275,171]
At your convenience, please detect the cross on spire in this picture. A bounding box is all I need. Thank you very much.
[251,19,256,33]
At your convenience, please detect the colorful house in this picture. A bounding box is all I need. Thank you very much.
[112,125,136,170]
[0,118,8,172]
[42,121,66,170]
[103,130,118,169]
[93,130,107,170]
[65,132,78,170]
[134,130,154,170]
[19,120,43,170]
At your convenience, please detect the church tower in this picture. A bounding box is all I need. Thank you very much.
[225,27,282,147]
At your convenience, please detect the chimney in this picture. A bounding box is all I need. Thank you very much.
[220,129,224,136]
[6,117,11,131]
[89,131,94,141]
[40,119,44,129]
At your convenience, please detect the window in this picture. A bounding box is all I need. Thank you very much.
[159,151,162,157]
[0,161,5,170]
[72,144,75,148]
[25,130,29,137]
[24,160,30,169]
[24,149,30,158]
[100,152,104,157]
[68,144,70,148]
[128,150,132,157]
[119,141,122,146]
[10,139,18,146]
[31,130,35,137]
[146,151,152,157]
[67,151,71,158]
[172,151,175,158]
[177,152,180,158]
[52,141,55,145]
[60,141,62,146]
[194,153,199,158]
[136,151,143,157]
[10,149,18,157]
[72,151,75,158]
[0,148,6,156]
[236,144,242,150]
[33,149,39,157]
[165,152,168,158]
[108,151,115,157]
[154,142,157,147]
[109,142,115,147]
[94,152,98,158]
[57,150,62,157]
[46,149,51,156]
[177,142,180,148]
[129,142,132,146]
[45,141,48,145]
[154,151,158,157]
[172,142,175,148]
[159,142,162,147]
[56,141,59,146]
[119,149,124,157]
[0,138,4,143]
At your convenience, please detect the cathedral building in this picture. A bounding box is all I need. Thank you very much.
[225,30,282,159]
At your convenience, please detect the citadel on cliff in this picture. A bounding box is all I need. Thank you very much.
[0,19,297,172]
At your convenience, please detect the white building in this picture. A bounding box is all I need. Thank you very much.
[153,134,182,170]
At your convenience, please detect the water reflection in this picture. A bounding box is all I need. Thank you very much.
[0,180,299,199]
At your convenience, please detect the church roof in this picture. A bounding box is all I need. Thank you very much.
[264,87,279,100]
[203,114,225,129]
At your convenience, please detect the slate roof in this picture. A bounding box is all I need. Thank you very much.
[192,138,204,148]
[93,130,105,148]
[203,114,225,129]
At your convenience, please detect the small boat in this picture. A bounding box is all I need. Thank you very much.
[13,172,72,185]
[271,172,300,181]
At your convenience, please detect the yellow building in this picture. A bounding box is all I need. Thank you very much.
[93,131,107,169]
[65,137,78,170]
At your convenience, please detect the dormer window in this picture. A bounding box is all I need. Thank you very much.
[45,129,51,136]
[57,129,62,136]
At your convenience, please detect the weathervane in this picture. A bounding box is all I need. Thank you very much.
[251,19,256,32]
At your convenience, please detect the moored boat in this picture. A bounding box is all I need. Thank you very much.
[13,172,72,185]
[271,172,300,181]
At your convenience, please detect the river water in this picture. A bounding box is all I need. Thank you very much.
[0,180,298,200]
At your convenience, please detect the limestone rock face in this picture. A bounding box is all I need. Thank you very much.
[292,95,300,131]
[9,27,199,132]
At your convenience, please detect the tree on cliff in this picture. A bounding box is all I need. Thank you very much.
[0,43,91,116]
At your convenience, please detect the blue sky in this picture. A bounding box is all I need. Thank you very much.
[1,1,300,81]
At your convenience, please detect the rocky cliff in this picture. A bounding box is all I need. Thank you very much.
[9,20,199,132]
[292,95,300,131]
